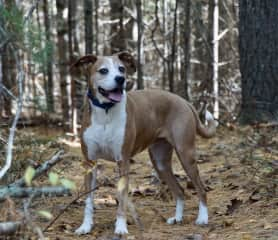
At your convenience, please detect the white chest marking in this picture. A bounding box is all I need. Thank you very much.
[83,93,127,161]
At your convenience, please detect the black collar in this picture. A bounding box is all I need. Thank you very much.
[87,89,115,113]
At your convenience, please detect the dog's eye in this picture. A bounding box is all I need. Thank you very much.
[119,66,125,73]
[98,68,109,74]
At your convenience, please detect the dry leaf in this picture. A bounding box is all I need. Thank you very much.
[263,221,272,230]
[37,210,53,220]
[226,198,242,215]
[241,233,253,240]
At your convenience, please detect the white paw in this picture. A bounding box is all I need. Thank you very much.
[114,216,128,235]
[75,222,93,235]
[167,216,182,225]
[195,202,208,225]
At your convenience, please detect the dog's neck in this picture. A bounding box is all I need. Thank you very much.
[87,89,116,113]
[88,90,127,125]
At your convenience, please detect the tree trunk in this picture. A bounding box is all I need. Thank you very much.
[26,43,34,117]
[84,0,93,54]
[162,0,167,90]
[1,1,17,117]
[36,1,46,109]
[68,0,78,139]
[201,0,219,118]
[192,0,208,97]
[0,53,3,119]
[204,0,214,94]
[2,46,14,117]
[0,1,3,118]
[42,0,54,112]
[136,0,143,89]
[212,0,219,119]
[168,0,178,93]
[94,0,99,55]
[56,0,69,126]
[239,0,278,124]
[180,0,191,100]
[109,0,126,53]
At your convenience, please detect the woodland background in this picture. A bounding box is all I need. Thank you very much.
[1,0,278,131]
[0,0,277,239]
[1,0,240,134]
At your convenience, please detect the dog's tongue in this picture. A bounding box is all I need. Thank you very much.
[108,91,122,102]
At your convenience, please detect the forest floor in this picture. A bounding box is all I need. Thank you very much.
[1,124,278,240]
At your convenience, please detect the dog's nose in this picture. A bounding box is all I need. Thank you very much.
[115,76,125,85]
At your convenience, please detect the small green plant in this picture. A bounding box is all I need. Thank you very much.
[24,166,35,186]
[24,167,76,190]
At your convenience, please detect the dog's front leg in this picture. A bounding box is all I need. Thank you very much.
[114,160,129,237]
[75,167,97,235]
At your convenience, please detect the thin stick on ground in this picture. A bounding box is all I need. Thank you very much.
[23,195,45,239]
[43,171,143,233]
[43,183,101,232]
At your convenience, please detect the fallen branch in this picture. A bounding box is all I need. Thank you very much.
[10,150,64,188]
[0,221,21,235]
[0,186,71,201]
[43,184,101,232]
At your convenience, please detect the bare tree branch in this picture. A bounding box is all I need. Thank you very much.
[0,47,24,179]
[0,0,40,179]
[2,84,17,99]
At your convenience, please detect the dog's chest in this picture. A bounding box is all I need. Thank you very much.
[83,104,127,161]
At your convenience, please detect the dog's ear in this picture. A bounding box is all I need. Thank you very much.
[116,52,136,75]
[70,55,97,71]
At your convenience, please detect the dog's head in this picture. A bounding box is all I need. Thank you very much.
[72,52,136,103]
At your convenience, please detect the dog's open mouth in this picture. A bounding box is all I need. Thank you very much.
[98,86,123,103]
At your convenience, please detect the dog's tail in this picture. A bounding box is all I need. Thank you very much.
[188,104,218,138]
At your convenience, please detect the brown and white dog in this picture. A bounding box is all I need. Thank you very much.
[73,52,217,237]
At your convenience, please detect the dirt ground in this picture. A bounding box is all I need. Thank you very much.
[1,124,278,240]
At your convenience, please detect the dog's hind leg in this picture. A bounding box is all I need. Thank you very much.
[175,147,208,225]
[75,167,97,235]
[148,139,185,224]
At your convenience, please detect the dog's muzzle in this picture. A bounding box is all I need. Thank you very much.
[98,86,124,103]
